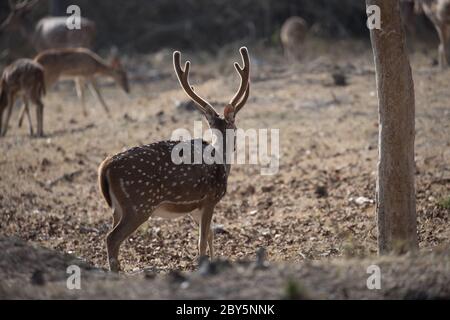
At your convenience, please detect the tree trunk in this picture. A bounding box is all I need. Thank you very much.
[366,0,418,254]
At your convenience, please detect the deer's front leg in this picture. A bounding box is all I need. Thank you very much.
[75,77,88,117]
[198,204,214,258]
[1,94,14,136]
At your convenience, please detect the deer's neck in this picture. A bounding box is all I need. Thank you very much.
[211,128,234,176]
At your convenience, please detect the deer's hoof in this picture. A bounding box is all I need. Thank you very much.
[109,258,121,272]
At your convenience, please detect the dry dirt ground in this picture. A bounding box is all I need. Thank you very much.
[1,236,449,299]
[0,40,449,299]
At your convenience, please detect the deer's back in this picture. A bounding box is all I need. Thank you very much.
[1,59,44,96]
[104,140,228,215]
[34,48,105,81]
[34,17,96,51]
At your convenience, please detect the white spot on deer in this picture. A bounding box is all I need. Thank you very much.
[119,178,131,198]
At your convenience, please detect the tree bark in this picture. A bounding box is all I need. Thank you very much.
[366,0,418,254]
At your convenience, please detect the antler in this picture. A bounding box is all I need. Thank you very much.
[229,47,250,113]
[173,51,219,117]
[234,82,250,115]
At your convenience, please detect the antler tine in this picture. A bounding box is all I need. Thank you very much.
[234,82,250,115]
[230,47,250,107]
[173,51,219,117]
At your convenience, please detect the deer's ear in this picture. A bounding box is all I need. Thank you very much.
[223,104,235,122]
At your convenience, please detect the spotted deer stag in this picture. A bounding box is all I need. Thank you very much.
[415,0,450,68]
[16,48,129,128]
[0,59,45,137]
[98,47,250,272]
[0,0,96,52]
[280,16,308,61]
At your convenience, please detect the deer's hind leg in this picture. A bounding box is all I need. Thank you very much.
[33,97,44,137]
[106,209,149,272]
[25,101,34,136]
[18,99,34,136]
[1,92,15,136]
[106,190,150,272]
[87,78,110,115]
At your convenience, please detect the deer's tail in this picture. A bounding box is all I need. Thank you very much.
[98,157,113,208]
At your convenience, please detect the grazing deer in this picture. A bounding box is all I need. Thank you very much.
[0,59,45,137]
[98,47,250,272]
[415,0,450,68]
[16,48,129,126]
[0,0,96,52]
[280,16,308,61]
[1,0,100,116]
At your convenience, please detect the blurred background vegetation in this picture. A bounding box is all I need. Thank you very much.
[0,0,436,55]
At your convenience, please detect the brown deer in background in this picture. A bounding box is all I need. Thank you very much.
[98,47,250,272]
[280,16,308,61]
[0,0,96,52]
[414,0,450,68]
[1,0,103,116]
[16,48,129,127]
[0,59,45,137]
